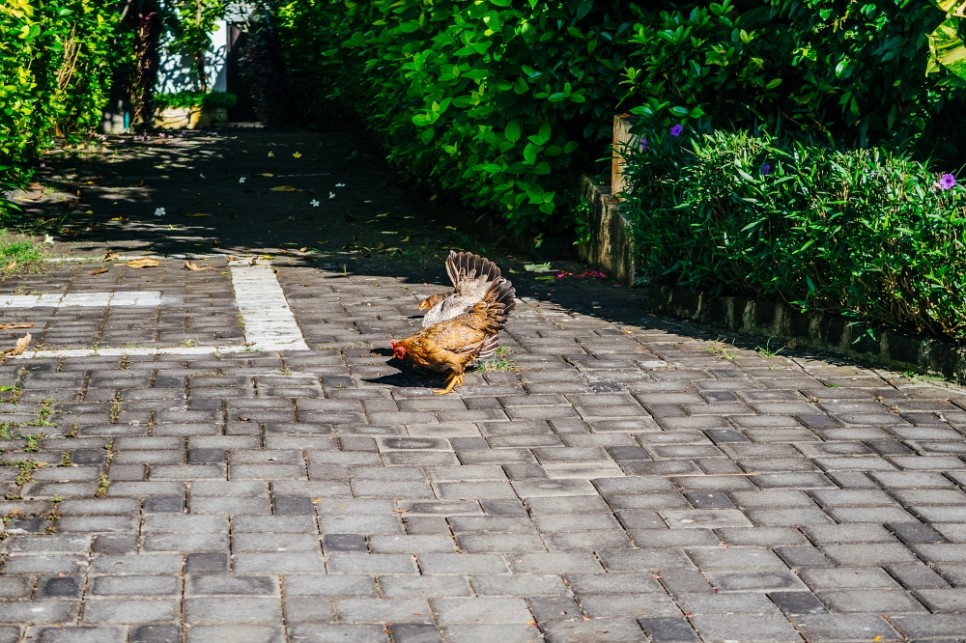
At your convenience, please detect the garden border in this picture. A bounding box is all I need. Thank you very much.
[577,175,966,385]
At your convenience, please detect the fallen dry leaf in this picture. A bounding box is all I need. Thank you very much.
[3,261,17,272]
[5,333,31,357]
[269,185,301,192]
[126,258,159,269]
[104,250,119,261]
[0,323,33,330]
[90,267,109,276]
[184,260,212,272]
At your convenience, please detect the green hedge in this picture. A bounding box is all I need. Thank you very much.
[272,0,964,236]
[1,0,123,220]
[621,127,966,342]
[275,0,632,237]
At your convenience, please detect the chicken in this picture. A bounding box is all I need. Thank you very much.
[392,277,515,394]
[418,250,506,327]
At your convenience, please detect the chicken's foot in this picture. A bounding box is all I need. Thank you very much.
[433,372,464,395]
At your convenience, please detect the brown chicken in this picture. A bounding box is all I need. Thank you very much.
[392,277,515,394]
[418,250,505,328]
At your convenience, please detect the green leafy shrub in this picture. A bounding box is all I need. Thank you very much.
[272,0,965,238]
[621,127,966,341]
[1,0,123,221]
[618,0,966,153]
[275,0,634,236]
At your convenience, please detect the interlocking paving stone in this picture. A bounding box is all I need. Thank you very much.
[5,129,966,641]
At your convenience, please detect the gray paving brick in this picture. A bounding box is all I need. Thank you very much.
[686,546,787,570]
[818,589,926,613]
[325,553,418,574]
[890,614,966,639]
[378,575,472,598]
[801,566,900,589]
[185,596,282,623]
[768,590,827,615]
[90,575,179,596]
[131,624,181,643]
[36,576,83,598]
[1,554,87,574]
[581,592,681,618]
[417,553,509,574]
[233,551,326,574]
[185,552,229,573]
[333,597,432,623]
[802,523,896,544]
[638,616,700,642]
[704,569,806,592]
[541,619,646,642]
[283,575,377,597]
[81,598,179,623]
[793,614,900,641]
[676,591,784,615]
[597,548,695,571]
[913,587,966,611]
[689,613,802,642]
[30,626,128,643]
[456,533,546,553]
[820,543,920,565]
[431,596,532,625]
[287,624,389,642]
[186,624,285,643]
[387,624,441,643]
[886,562,951,589]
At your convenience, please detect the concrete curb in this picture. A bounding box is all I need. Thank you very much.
[647,283,966,384]
[575,176,635,285]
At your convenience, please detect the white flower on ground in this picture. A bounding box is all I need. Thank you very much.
[238,176,246,184]
[44,234,54,245]
[329,192,336,199]
[335,183,346,188]
[310,199,320,207]
[154,207,166,217]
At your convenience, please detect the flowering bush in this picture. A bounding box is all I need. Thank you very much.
[621,128,966,341]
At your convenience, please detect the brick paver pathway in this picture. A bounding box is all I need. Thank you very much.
[2,129,965,642]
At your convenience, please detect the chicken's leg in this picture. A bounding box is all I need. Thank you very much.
[433,371,463,395]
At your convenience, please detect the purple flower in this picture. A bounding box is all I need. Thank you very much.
[669,124,683,137]
[638,137,648,152]
[939,173,957,190]
[760,163,771,176]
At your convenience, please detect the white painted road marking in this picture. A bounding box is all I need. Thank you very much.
[18,345,258,359]
[229,260,309,351]
[9,257,312,358]
[0,292,168,308]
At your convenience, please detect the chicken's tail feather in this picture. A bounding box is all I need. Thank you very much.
[446,250,502,293]
[484,276,516,317]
